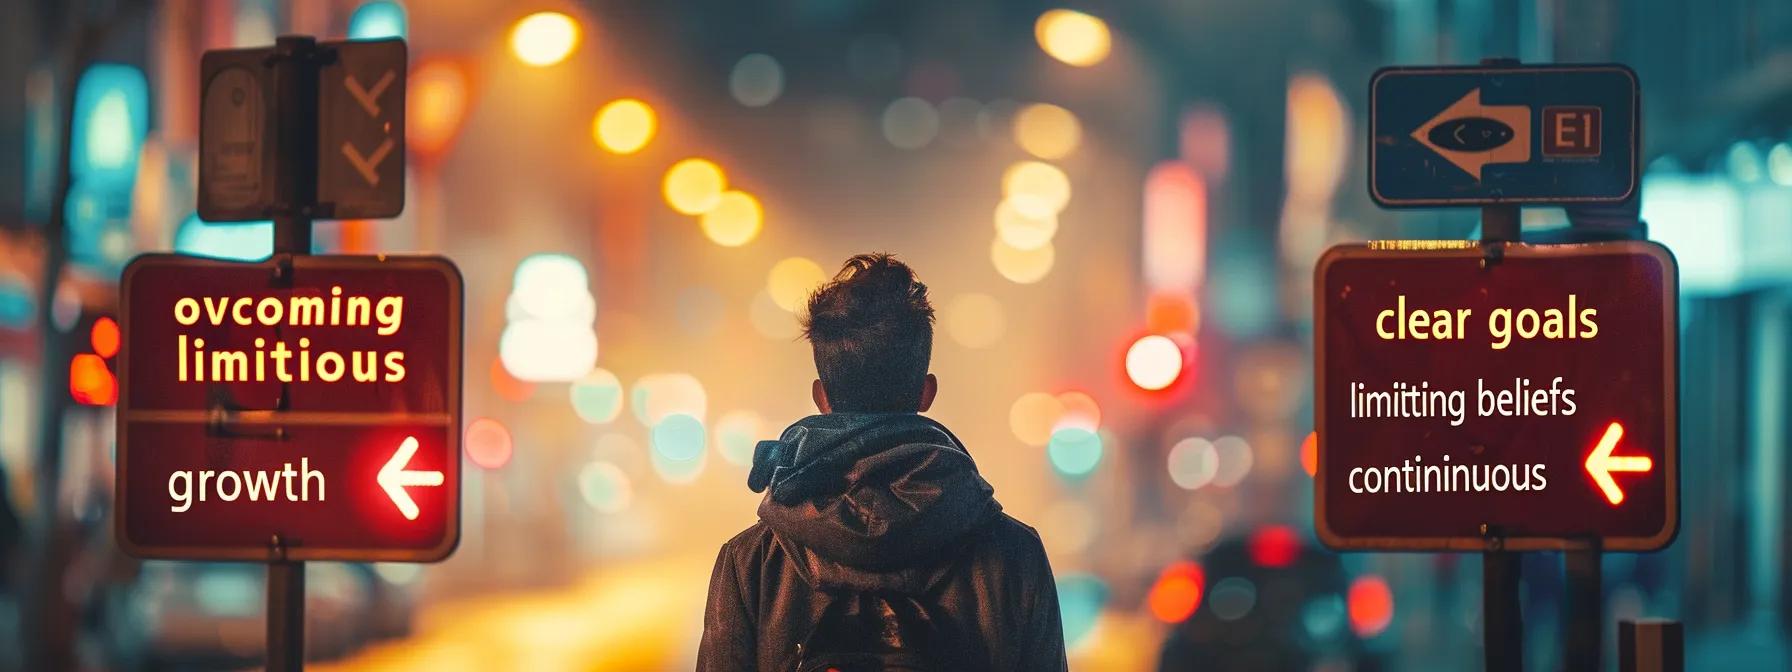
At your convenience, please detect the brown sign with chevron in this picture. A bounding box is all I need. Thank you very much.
[198,38,406,222]
[317,39,405,219]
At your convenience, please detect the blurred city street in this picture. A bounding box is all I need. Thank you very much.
[2,0,1792,670]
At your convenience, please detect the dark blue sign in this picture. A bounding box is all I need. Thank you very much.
[1370,64,1638,207]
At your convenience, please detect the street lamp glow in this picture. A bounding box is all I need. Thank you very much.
[1126,334,1183,390]
[1035,9,1111,67]
[593,98,657,154]
[1012,102,1081,159]
[766,257,826,312]
[993,199,1058,251]
[509,12,580,67]
[1002,160,1072,218]
[990,236,1055,284]
[663,158,727,214]
[700,191,763,247]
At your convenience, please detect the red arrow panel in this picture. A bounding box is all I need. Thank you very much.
[119,424,454,559]
[1314,242,1676,551]
[117,254,461,562]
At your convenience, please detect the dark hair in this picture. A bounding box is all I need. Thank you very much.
[801,253,935,412]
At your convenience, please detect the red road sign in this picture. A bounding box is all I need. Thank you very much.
[1314,241,1677,551]
[116,254,462,561]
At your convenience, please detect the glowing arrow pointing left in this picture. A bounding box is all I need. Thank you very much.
[378,436,444,521]
[1585,422,1652,506]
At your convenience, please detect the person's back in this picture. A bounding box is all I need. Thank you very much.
[697,254,1067,672]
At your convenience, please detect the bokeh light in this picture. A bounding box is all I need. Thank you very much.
[90,316,120,358]
[1212,435,1254,487]
[510,12,580,67]
[651,413,707,462]
[1125,334,1183,390]
[509,254,595,322]
[175,215,272,261]
[347,1,406,40]
[1348,575,1395,637]
[1768,142,1792,186]
[944,293,1005,349]
[766,257,826,312]
[729,54,784,107]
[993,199,1058,251]
[1009,392,1066,447]
[1056,573,1108,649]
[1248,525,1301,568]
[501,254,598,382]
[465,417,514,470]
[1001,161,1071,218]
[69,353,116,405]
[1143,161,1208,292]
[569,368,624,424]
[882,97,940,149]
[990,237,1055,284]
[490,356,534,402]
[1284,73,1349,203]
[1147,561,1205,623]
[407,58,473,163]
[1727,141,1763,182]
[1055,391,1101,431]
[1208,577,1257,621]
[1167,437,1218,490]
[592,98,657,154]
[713,410,765,466]
[1012,103,1081,159]
[1047,426,1103,477]
[1145,291,1199,335]
[1034,9,1112,67]
[630,373,708,427]
[700,191,764,247]
[651,444,707,484]
[577,461,632,513]
[663,159,727,214]
[72,63,148,186]
[1300,431,1319,477]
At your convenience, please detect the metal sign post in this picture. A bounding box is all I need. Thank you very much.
[126,35,448,672]
[267,34,320,672]
[1480,204,1522,672]
[1326,58,1674,671]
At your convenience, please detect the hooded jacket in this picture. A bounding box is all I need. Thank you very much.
[697,413,1068,671]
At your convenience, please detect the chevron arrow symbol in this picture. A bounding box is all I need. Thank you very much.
[344,70,395,117]
[341,138,394,186]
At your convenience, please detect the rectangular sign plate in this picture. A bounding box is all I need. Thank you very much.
[317,38,406,219]
[1314,241,1677,551]
[1369,64,1638,207]
[197,39,406,222]
[117,254,461,562]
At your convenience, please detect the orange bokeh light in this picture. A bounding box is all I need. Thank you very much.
[465,417,514,470]
[1348,575,1395,637]
[90,316,120,358]
[1146,561,1205,623]
[70,353,116,405]
[490,357,535,402]
[1145,291,1199,336]
[407,58,474,164]
[1300,431,1318,477]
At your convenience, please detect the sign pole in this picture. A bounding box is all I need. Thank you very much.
[266,34,321,672]
[1564,538,1603,671]
[1481,203,1523,671]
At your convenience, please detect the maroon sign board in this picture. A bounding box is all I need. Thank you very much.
[1314,241,1677,551]
[117,254,462,562]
